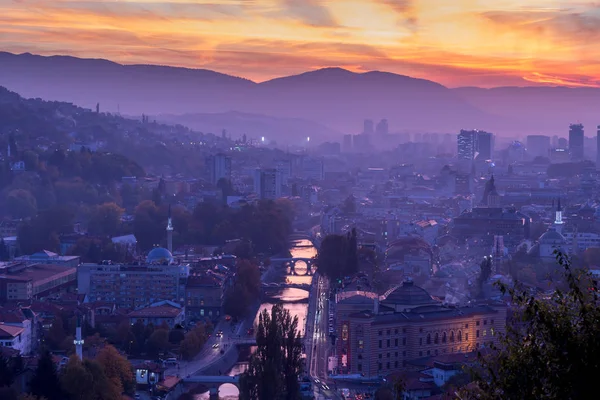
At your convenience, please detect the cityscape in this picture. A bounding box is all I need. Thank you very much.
[2,1,600,400]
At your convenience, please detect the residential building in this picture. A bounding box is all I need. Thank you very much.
[0,324,28,354]
[526,135,551,158]
[254,168,282,200]
[363,119,374,135]
[205,153,232,185]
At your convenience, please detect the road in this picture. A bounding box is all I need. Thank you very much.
[306,275,342,400]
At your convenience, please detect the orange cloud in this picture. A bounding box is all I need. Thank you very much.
[1,0,600,87]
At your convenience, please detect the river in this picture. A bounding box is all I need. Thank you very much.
[195,238,317,399]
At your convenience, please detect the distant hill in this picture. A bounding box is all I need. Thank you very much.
[158,111,342,144]
[0,52,496,136]
[453,86,600,135]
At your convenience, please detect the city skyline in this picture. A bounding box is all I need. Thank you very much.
[2,0,600,88]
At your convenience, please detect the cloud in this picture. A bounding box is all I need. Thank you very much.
[278,0,338,27]
[378,0,418,31]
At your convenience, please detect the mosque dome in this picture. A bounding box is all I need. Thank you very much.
[539,229,566,244]
[146,247,174,265]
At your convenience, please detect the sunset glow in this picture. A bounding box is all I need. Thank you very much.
[2,0,600,87]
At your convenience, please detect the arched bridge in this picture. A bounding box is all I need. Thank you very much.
[261,282,311,290]
[183,375,240,396]
[270,257,316,275]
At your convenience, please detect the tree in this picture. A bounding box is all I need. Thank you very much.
[239,304,303,400]
[0,238,10,261]
[88,202,124,237]
[7,189,37,219]
[60,355,93,400]
[168,326,185,345]
[133,200,164,251]
[476,256,493,298]
[464,251,600,399]
[96,345,135,395]
[224,260,262,318]
[315,229,359,282]
[46,316,66,350]
[0,353,14,387]
[146,329,169,357]
[30,350,63,400]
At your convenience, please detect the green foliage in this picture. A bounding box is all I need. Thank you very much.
[29,350,63,400]
[315,228,359,281]
[239,304,303,400]
[17,205,74,253]
[464,251,600,399]
[86,202,124,236]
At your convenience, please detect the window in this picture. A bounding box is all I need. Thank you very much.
[491,319,494,325]
[387,339,390,348]
[442,332,447,343]
[427,334,431,344]
[378,354,382,359]
[386,362,390,369]
[427,350,431,355]
[379,330,382,336]
[458,330,462,342]
[402,337,406,346]
[484,319,487,325]
[476,330,480,338]
[394,361,399,368]
[387,329,391,335]
[465,333,469,341]
[358,340,364,349]
[465,323,469,328]
[403,328,407,334]
[403,350,406,357]
[450,331,455,343]
[395,351,398,357]
[358,364,362,371]
[419,351,423,356]
[387,352,390,358]
[419,337,423,346]
[394,329,398,334]
[358,354,363,360]
[378,340,382,349]
[476,320,480,326]
[434,333,439,344]
[378,363,382,371]
[483,330,487,337]
[394,338,398,346]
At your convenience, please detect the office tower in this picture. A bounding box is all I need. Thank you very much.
[205,153,232,184]
[596,126,600,170]
[254,168,282,200]
[476,131,494,160]
[569,123,584,161]
[457,130,477,160]
[375,119,389,135]
[363,119,374,135]
[526,135,551,158]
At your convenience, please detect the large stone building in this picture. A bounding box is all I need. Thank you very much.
[335,280,506,378]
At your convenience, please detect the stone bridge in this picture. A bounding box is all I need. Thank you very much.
[270,257,316,275]
[261,282,311,290]
[183,375,240,397]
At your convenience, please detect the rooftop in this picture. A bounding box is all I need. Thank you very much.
[0,324,25,338]
[128,304,182,319]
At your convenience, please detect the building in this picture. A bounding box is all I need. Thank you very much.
[205,153,232,185]
[452,207,529,247]
[476,131,494,160]
[185,272,225,321]
[0,263,77,302]
[14,250,80,267]
[334,280,506,378]
[457,130,476,160]
[128,300,185,329]
[0,307,36,355]
[526,135,551,158]
[254,168,282,200]
[275,159,293,185]
[342,134,353,152]
[363,119,374,135]
[569,123,584,161]
[376,119,389,135]
[77,248,189,309]
[458,130,494,160]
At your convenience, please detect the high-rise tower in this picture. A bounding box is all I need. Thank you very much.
[167,204,173,254]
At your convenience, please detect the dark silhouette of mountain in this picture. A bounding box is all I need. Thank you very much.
[453,86,600,135]
[158,111,341,144]
[0,51,553,137]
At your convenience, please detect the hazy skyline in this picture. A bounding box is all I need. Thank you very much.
[2,0,600,87]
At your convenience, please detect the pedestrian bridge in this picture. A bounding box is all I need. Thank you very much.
[270,257,316,275]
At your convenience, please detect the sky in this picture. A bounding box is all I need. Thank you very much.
[2,0,600,87]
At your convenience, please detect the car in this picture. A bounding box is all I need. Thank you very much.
[216,330,223,337]
[134,394,141,400]
[314,378,320,384]
[213,343,219,348]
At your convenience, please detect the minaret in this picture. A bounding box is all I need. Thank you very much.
[166,204,173,254]
[74,314,84,360]
[554,198,564,234]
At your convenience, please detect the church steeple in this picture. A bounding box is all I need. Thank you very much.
[554,198,564,234]
[166,204,173,254]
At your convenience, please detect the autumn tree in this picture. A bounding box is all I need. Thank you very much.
[7,188,37,219]
[146,328,169,357]
[224,260,261,318]
[96,345,134,395]
[239,304,303,400]
[29,350,62,400]
[87,202,124,237]
[60,356,121,400]
[464,251,600,399]
[315,228,359,282]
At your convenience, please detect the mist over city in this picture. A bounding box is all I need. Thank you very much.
[1,1,600,400]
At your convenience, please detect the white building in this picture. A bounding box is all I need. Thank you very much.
[0,315,33,355]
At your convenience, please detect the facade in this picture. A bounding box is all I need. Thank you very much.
[452,207,529,247]
[205,153,232,185]
[0,324,28,354]
[254,168,282,200]
[0,263,77,302]
[363,119,374,135]
[569,123,584,161]
[476,131,494,160]
[457,130,476,160]
[78,248,189,309]
[185,273,225,321]
[128,301,185,328]
[335,281,506,378]
[458,130,494,160]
